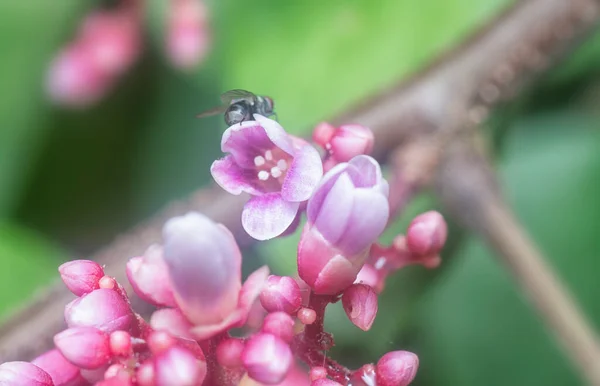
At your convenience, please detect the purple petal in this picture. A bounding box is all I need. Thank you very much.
[306,162,349,222]
[337,188,389,256]
[311,172,354,245]
[221,121,275,168]
[211,156,262,196]
[254,114,294,155]
[281,144,323,202]
[346,155,381,188]
[242,194,300,240]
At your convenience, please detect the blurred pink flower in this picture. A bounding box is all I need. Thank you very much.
[167,0,210,69]
[0,362,53,386]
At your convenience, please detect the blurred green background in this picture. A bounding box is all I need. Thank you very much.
[1,1,600,385]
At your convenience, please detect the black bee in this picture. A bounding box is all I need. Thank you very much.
[196,89,276,126]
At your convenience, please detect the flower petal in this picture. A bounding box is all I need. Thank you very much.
[221,121,275,168]
[254,114,294,155]
[312,172,354,245]
[281,144,323,202]
[337,188,389,256]
[306,162,349,222]
[346,155,382,188]
[242,194,300,240]
[211,155,262,196]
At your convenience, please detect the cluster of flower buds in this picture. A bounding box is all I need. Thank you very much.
[0,115,447,385]
[47,0,210,107]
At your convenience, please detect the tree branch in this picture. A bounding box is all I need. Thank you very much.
[2,4,600,383]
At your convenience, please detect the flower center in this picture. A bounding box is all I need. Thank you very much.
[252,148,291,190]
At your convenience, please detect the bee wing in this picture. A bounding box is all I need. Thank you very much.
[221,89,257,105]
[196,105,227,118]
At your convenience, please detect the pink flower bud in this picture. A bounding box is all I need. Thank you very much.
[59,260,104,296]
[299,155,389,294]
[342,284,378,331]
[354,264,384,293]
[163,212,242,326]
[309,366,327,381]
[259,275,302,314]
[54,327,110,369]
[167,0,210,69]
[0,362,53,386]
[46,44,113,107]
[261,312,295,343]
[241,333,293,384]
[312,122,337,148]
[32,349,87,386]
[376,351,419,386]
[329,124,374,162]
[150,308,194,340]
[65,288,134,333]
[297,307,316,325]
[109,331,132,357]
[350,364,376,386]
[126,245,176,307]
[406,211,447,256]
[154,346,207,386]
[216,338,245,367]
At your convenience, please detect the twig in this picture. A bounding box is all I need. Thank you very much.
[1,2,599,380]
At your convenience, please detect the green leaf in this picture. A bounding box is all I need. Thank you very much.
[414,112,600,386]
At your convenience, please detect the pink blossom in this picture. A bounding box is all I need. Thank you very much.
[259,275,302,314]
[211,115,323,240]
[297,307,316,325]
[59,260,104,297]
[154,346,207,386]
[126,245,176,307]
[311,380,343,386]
[376,351,419,386]
[163,212,269,339]
[405,211,447,256]
[167,0,210,69]
[54,327,111,369]
[298,155,389,294]
[216,338,245,368]
[0,362,53,386]
[64,288,135,333]
[32,349,87,386]
[313,122,374,171]
[341,284,378,331]
[109,331,132,357]
[242,333,293,384]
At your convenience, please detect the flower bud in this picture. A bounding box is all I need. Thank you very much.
[65,288,134,333]
[59,260,104,296]
[259,275,302,314]
[376,351,419,386]
[154,346,207,386]
[354,264,384,293]
[126,245,176,307]
[110,331,132,357]
[329,124,374,162]
[241,333,293,384]
[54,327,110,369]
[342,284,378,331]
[163,212,242,326]
[150,308,194,340]
[261,312,295,343]
[0,362,53,386]
[299,155,389,294]
[312,122,337,148]
[297,307,316,325]
[309,366,327,381]
[167,0,210,69]
[311,380,344,386]
[406,211,447,256]
[32,349,87,386]
[216,338,245,368]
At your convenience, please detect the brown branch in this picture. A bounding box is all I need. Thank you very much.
[1,3,600,382]
[436,134,600,385]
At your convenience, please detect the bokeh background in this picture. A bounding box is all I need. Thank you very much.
[1,1,600,385]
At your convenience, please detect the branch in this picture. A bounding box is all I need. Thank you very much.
[1,1,600,377]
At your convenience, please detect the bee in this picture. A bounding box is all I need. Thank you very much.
[196,89,276,126]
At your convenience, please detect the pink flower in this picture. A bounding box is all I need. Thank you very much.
[261,312,295,343]
[313,122,374,171]
[376,351,419,386]
[0,362,53,386]
[241,333,293,384]
[153,346,207,386]
[405,211,447,256]
[64,288,135,333]
[298,155,389,294]
[211,115,323,240]
[54,327,111,369]
[126,245,176,307]
[59,260,104,296]
[341,284,378,331]
[166,0,210,69]
[162,212,269,339]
